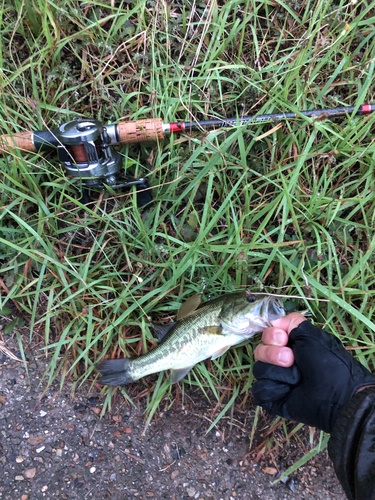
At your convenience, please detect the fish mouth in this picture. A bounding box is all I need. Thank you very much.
[264,296,285,323]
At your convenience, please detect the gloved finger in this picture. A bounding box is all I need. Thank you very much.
[261,327,289,347]
[252,378,292,406]
[270,313,306,334]
[253,361,301,385]
[254,344,294,367]
[288,322,375,390]
[288,320,345,353]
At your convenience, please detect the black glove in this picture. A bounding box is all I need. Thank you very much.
[252,320,375,433]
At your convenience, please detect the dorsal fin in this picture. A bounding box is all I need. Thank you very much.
[151,322,177,341]
[177,293,203,320]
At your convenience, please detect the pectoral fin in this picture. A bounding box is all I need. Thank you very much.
[170,366,195,384]
[177,293,203,320]
[200,325,224,335]
[211,346,231,360]
[152,322,176,341]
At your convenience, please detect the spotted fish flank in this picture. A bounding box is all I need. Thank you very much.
[97,292,285,386]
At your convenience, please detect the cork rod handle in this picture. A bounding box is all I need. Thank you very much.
[117,118,164,144]
[0,131,36,154]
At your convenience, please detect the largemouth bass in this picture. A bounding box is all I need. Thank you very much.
[97,292,285,386]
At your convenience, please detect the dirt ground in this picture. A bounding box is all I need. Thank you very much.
[0,331,345,500]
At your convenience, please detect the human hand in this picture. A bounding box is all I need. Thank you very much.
[253,313,306,367]
[252,315,375,433]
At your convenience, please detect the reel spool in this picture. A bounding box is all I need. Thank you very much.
[56,119,152,206]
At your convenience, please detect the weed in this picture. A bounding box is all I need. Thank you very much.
[0,0,375,477]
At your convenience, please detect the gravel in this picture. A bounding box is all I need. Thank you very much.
[0,333,345,500]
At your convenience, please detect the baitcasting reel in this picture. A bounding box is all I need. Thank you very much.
[56,119,152,207]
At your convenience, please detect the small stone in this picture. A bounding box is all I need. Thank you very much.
[146,493,154,498]
[171,470,179,480]
[110,473,116,481]
[263,467,278,475]
[41,485,48,492]
[28,436,45,446]
[92,407,101,414]
[56,449,63,457]
[0,395,6,403]
[113,415,122,422]
[115,455,120,462]
[16,456,25,463]
[39,410,47,417]
[36,446,45,453]
[205,469,212,476]
[21,495,28,500]
[15,475,24,481]
[124,427,132,434]
[90,467,96,473]
[187,487,196,497]
[23,432,30,439]
[24,468,36,479]
[73,453,79,462]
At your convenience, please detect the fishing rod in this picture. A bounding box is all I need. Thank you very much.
[0,103,374,204]
[1,103,374,154]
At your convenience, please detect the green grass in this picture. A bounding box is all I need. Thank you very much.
[1,0,375,478]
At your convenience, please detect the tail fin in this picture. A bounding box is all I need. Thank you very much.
[96,358,135,386]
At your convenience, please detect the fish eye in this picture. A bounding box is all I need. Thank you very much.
[247,295,256,303]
